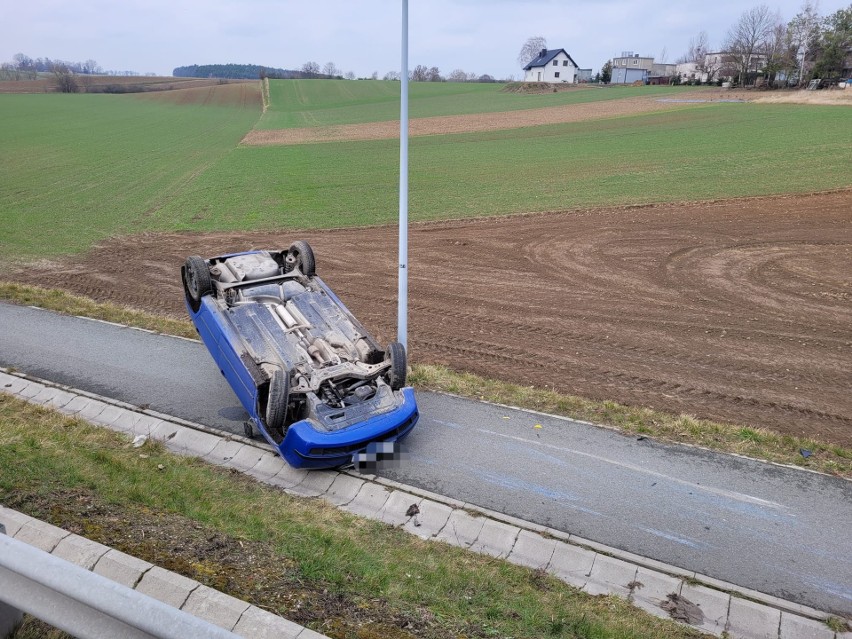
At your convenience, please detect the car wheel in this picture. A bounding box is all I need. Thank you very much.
[386,342,407,390]
[183,256,213,312]
[265,368,290,436]
[287,240,316,276]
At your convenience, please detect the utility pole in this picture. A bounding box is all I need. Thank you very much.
[398,0,409,350]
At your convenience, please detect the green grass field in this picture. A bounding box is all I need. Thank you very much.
[2,82,851,259]
[258,79,687,128]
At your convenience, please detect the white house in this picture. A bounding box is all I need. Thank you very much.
[523,49,580,83]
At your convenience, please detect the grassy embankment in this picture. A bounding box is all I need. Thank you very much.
[3,85,851,259]
[1,393,711,639]
[2,281,849,478]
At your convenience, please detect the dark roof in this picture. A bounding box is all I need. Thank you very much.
[523,48,579,70]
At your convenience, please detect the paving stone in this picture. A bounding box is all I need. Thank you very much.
[435,509,486,549]
[287,470,337,497]
[779,613,836,639]
[268,463,310,490]
[52,534,110,570]
[342,482,393,519]
[376,491,420,526]
[130,414,166,436]
[76,399,109,421]
[678,583,731,636]
[546,541,597,589]
[93,549,153,588]
[163,427,222,458]
[323,473,364,506]
[56,395,93,416]
[233,606,304,639]
[204,439,246,467]
[0,507,33,537]
[2,376,31,396]
[469,518,520,559]
[136,565,200,609]
[244,451,286,482]
[297,628,331,639]
[222,444,267,472]
[583,553,638,597]
[630,567,683,620]
[17,381,43,399]
[111,410,144,434]
[182,585,250,631]
[90,404,126,426]
[13,519,70,552]
[402,498,453,540]
[507,529,558,571]
[43,389,77,409]
[727,596,781,639]
[29,386,62,405]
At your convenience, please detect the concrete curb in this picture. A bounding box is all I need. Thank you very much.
[1,369,848,639]
[0,505,327,639]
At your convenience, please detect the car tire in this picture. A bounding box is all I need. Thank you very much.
[183,256,213,312]
[243,421,254,439]
[265,368,290,436]
[386,342,407,390]
[288,240,316,276]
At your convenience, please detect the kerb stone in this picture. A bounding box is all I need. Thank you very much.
[469,518,520,559]
[547,541,596,589]
[342,482,392,518]
[52,534,110,570]
[93,549,153,588]
[232,606,304,639]
[136,565,200,609]
[323,474,364,506]
[727,596,781,639]
[507,530,557,571]
[376,491,419,526]
[287,471,337,497]
[245,452,286,483]
[630,567,683,620]
[182,585,250,631]
[779,612,836,639]
[678,583,730,636]
[435,510,486,549]
[13,519,70,552]
[402,499,452,539]
[223,444,267,472]
[203,439,246,466]
[0,507,33,538]
[583,553,637,597]
[165,427,223,458]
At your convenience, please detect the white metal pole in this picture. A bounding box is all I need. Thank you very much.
[398,0,409,350]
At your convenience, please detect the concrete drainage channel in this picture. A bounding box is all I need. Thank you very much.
[0,368,846,639]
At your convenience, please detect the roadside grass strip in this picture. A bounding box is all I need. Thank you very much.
[0,393,711,639]
[1,283,849,479]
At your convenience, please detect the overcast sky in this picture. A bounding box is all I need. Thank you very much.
[2,0,849,79]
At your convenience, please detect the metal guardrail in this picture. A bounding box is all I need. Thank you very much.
[0,532,241,639]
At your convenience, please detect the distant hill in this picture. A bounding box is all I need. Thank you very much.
[173,64,317,80]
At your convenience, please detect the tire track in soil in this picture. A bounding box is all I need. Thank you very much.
[8,191,852,447]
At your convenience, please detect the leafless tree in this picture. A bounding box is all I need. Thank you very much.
[411,65,428,81]
[82,59,101,74]
[51,62,78,93]
[322,61,339,77]
[370,71,378,80]
[383,70,400,81]
[345,70,355,80]
[724,4,780,85]
[301,61,320,76]
[517,36,547,68]
[426,66,442,81]
[447,68,468,82]
[787,0,821,82]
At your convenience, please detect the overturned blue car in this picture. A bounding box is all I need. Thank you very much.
[182,241,418,469]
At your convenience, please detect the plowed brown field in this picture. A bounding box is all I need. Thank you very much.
[10,191,852,446]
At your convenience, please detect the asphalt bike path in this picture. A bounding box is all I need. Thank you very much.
[1,302,850,617]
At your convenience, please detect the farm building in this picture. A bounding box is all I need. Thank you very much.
[523,49,580,83]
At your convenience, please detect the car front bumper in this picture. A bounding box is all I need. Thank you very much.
[278,387,419,469]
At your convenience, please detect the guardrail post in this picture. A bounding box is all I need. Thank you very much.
[0,524,24,639]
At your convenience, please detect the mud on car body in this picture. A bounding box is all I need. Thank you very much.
[182,241,418,469]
